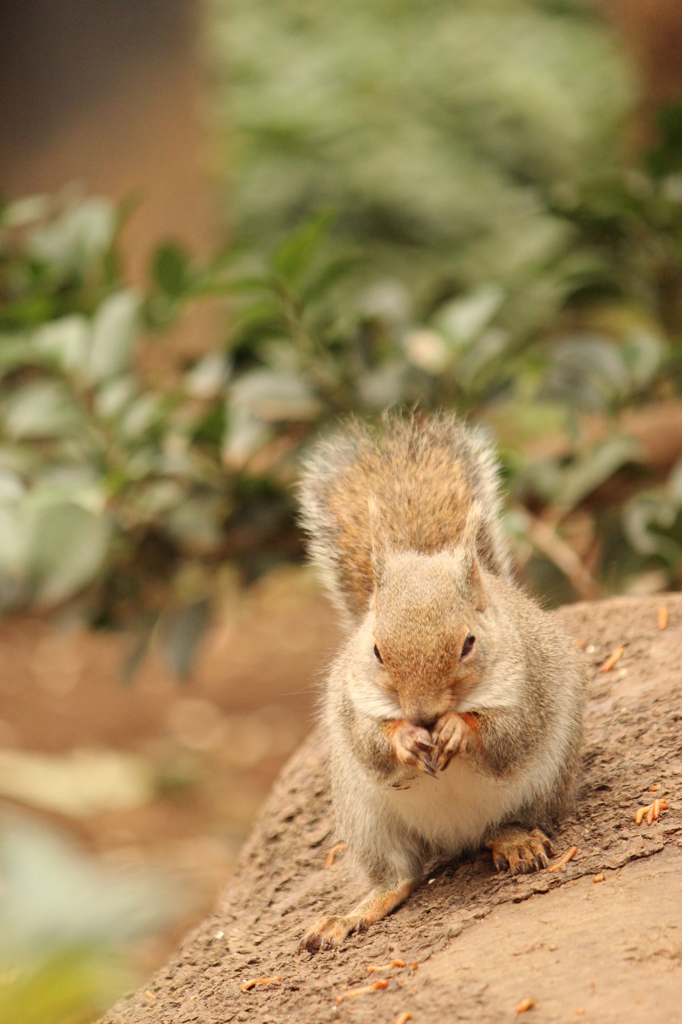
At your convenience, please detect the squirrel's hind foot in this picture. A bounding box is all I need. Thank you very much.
[487,827,554,875]
[299,914,360,952]
[299,879,416,953]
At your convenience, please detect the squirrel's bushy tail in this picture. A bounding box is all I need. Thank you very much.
[298,412,510,622]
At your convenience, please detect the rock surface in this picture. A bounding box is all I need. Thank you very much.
[102,594,682,1024]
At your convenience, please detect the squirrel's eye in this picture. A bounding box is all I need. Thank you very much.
[373,643,384,665]
[460,633,475,660]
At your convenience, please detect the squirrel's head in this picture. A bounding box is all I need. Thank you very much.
[369,499,486,726]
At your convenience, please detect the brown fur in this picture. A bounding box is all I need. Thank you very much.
[373,548,486,723]
[298,412,510,623]
[297,412,586,952]
[301,880,416,951]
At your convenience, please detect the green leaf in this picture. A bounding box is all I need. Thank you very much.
[221,409,271,470]
[88,291,140,383]
[30,466,105,513]
[184,352,230,399]
[543,334,630,411]
[0,470,24,502]
[436,285,505,347]
[118,393,163,440]
[120,616,158,683]
[0,296,55,332]
[3,383,81,439]
[621,328,663,390]
[0,813,182,955]
[94,376,136,419]
[26,197,116,272]
[228,368,323,423]
[667,459,682,503]
[456,328,510,391]
[356,363,404,410]
[0,335,38,373]
[33,316,90,374]
[165,494,227,553]
[0,947,129,1024]
[194,273,274,296]
[648,100,682,176]
[359,280,411,323]
[270,210,335,285]
[1,194,51,230]
[0,503,30,579]
[555,435,643,513]
[27,503,111,606]
[623,495,681,562]
[301,254,365,305]
[158,601,211,679]
[152,243,191,298]
[233,298,283,335]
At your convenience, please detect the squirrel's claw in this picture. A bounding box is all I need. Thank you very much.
[391,721,439,779]
[414,736,437,751]
[416,757,439,779]
[487,827,554,876]
[432,710,470,771]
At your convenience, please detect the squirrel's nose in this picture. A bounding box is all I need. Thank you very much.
[406,708,439,730]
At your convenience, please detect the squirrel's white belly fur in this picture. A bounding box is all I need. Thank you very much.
[382,746,546,854]
[339,659,576,860]
[331,679,576,874]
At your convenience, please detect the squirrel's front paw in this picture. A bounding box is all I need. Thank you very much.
[432,710,471,771]
[390,721,438,777]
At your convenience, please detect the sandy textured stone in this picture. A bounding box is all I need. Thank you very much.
[101,595,682,1023]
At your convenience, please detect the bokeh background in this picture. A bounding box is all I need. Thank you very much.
[1,1,682,1020]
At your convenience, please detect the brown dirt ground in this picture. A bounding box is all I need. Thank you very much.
[0,567,340,973]
[101,593,682,1024]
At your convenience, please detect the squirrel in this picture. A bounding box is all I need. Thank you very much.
[297,412,586,952]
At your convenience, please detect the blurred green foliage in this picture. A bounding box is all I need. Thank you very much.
[0,813,183,1024]
[0,193,234,675]
[208,0,632,315]
[0,949,128,1024]
[12,10,682,1023]
[2,4,682,681]
[2,173,682,666]
[200,0,682,604]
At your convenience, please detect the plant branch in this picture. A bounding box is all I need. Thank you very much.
[521,510,600,601]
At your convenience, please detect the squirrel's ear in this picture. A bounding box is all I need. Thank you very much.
[460,501,482,552]
[467,550,487,612]
[460,502,487,612]
[368,496,388,585]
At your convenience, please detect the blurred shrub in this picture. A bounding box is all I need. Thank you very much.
[207,0,632,317]
[0,193,232,674]
[0,813,184,1024]
[0,948,127,1024]
[187,189,682,607]
[6,10,682,679]
[196,0,682,605]
[3,170,682,678]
